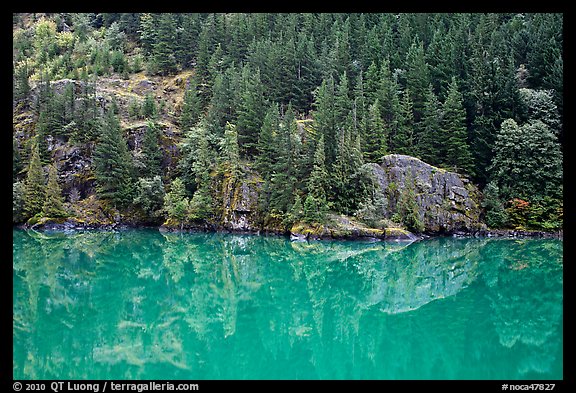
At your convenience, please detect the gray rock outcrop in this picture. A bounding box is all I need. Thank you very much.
[365,154,486,233]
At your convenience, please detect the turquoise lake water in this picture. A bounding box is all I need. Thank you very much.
[13,229,563,380]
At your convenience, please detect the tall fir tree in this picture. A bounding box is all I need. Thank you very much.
[418,84,443,165]
[270,103,297,213]
[42,164,67,218]
[23,140,45,219]
[391,89,415,155]
[312,76,338,167]
[441,77,474,174]
[140,120,163,178]
[256,102,280,180]
[220,122,241,179]
[236,65,266,157]
[307,134,329,202]
[93,110,135,207]
[364,99,388,163]
[404,38,430,125]
[180,76,202,132]
[151,13,177,75]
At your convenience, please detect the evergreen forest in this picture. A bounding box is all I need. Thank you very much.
[12,13,563,233]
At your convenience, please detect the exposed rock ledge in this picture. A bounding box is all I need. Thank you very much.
[364,154,487,234]
[289,215,421,242]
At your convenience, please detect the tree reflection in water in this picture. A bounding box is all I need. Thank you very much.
[13,229,562,379]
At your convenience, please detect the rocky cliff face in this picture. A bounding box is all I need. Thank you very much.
[217,167,262,232]
[365,154,486,233]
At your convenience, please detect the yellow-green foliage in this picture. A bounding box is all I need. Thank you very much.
[69,195,116,226]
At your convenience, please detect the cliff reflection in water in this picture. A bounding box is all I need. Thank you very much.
[13,229,562,379]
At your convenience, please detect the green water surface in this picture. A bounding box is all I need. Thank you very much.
[13,229,563,380]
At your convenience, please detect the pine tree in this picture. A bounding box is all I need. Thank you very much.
[293,34,320,113]
[270,103,297,213]
[195,22,212,94]
[391,89,415,155]
[307,134,329,201]
[142,93,157,119]
[441,77,473,174]
[42,164,67,218]
[206,71,233,139]
[236,65,266,157]
[305,134,330,222]
[405,38,430,125]
[152,13,177,75]
[180,76,202,132]
[191,122,213,190]
[418,84,443,165]
[176,13,201,69]
[178,121,212,193]
[93,110,134,207]
[187,121,214,223]
[330,111,364,214]
[256,103,279,180]
[140,120,163,178]
[312,76,337,166]
[364,99,388,163]
[364,61,380,105]
[220,122,240,179]
[426,28,452,100]
[377,58,400,146]
[23,140,46,220]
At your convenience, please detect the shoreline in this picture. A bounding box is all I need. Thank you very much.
[13,220,564,241]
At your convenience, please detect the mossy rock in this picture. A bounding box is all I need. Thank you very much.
[384,227,414,240]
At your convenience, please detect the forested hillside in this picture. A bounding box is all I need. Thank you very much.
[12,13,563,232]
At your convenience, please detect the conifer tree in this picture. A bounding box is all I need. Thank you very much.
[442,77,473,174]
[142,93,157,119]
[42,164,67,218]
[236,65,266,157]
[180,76,202,132]
[256,103,279,180]
[364,61,380,105]
[188,122,214,223]
[312,76,337,166]
[305,134,330,222]
[93,110,134,207]
[23,140,45,219]
[220,122,241,179]
[191,122,213,190]
[152,13,177,75]
[418,84,443,165]
[364,99,388,163]
[307,134,329,202]
[140,120,163,178]
[391,89,415,155]
[489,119,562,201]
[405,38,430,126]
[13,61,30,102]
[270,104,297,213]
